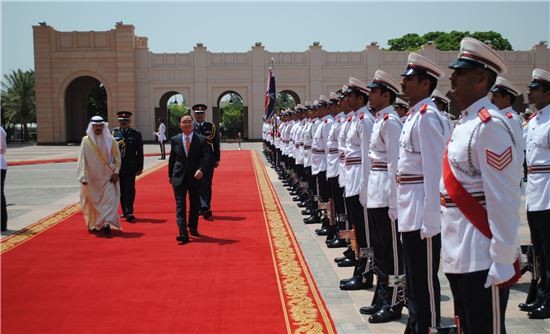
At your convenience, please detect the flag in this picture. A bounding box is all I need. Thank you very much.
[264,65,276,121]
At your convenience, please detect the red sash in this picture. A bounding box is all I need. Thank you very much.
[442,149,520,288]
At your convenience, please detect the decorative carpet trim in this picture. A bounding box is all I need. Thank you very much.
[251,151,336,334]
[0,161,168,254]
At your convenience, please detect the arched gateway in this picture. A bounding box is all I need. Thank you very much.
[33,23,549,143]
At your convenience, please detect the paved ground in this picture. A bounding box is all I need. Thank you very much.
[2,142,549,333]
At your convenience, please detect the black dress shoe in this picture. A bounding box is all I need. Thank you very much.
[103,225,111,235]
[327,238,348,248]
[303,216,320,224]
[203,210,212,219]
[359,305,381,315]
[190,229,200,237]
[528,303,550,319]
[297,202,307,208]
[368,306,402,323]
[336,257,356,267]
[176,234,189,243]
[519,299,543,312]
[339,275,373,290]
[126,214,135,223]
[315,227,328,236]
[292,196,301,202]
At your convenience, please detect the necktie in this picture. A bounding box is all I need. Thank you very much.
[185,136,191,156]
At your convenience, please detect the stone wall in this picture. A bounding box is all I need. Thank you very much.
[34,24,549,143]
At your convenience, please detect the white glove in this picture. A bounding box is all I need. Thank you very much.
[420,224,440,239]
[484,262,514,288]
[388,207,398,222]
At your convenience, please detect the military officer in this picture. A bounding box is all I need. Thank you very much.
[325,92,347,248]
[490,76,525,184]
[394,98,409,122]
[398,52,448,333]
[340,77,375,291]
[360,70,404,323]
[441,37,521,333]
[192,104,221,219]
[311,96,333,236]
[112,111,144,222]
[523,68,550,319]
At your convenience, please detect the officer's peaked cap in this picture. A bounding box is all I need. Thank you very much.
[448,37,508,75]
[192,104,208,112]
[402,53,445,79]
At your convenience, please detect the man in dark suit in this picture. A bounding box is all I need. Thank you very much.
[168,114,210,243]
[192,104,220,219]
[112,111,144,223]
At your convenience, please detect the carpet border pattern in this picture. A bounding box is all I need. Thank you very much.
[252,151,336,334]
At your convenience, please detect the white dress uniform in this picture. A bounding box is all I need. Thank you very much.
[327,112,345,179]
[295,119,306,166]
[442,37,523,333]
[397,52,448,333]
[524,68,550,320]
[310,116,324,176]
[397,97,448,234]
[367,106,402,210]
[345,107,373,198]
[303,119,314,168]
[526,103,550,211]
[338,111,354,188]
[440,96,521,274]
[312,114,332,176]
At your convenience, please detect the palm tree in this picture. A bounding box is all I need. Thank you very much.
[1,69,36,142]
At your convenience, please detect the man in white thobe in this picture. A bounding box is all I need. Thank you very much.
[77,116,122,234]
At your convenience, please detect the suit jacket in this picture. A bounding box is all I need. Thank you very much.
[168,133,210,188]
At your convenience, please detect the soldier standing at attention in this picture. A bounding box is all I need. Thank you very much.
[523,69,550,320]
[192,104,220,219]
[398,53,448,334]
[112,111,144,223]
[441,37,522,333]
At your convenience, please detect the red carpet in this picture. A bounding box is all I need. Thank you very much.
[1,151,335,334]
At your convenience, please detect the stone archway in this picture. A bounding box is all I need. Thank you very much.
[277,90,300,111]
[64,76,107,143]
[156,91,186,139]
[215,90,248,140]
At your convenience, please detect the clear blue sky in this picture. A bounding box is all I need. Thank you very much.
[1,0,549,76]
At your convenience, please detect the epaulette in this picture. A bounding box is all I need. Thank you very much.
[359,112,365,120]
[337,117,342,123]
[383,113,389,121]
[478,108,492,123]
[420,103,428,114]
[406,111,411,116]
[506,112,513,119]
[347,115,353,122]
[528,112,538,121]
[324,119,328,123]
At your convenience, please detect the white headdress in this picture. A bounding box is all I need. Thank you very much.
[85,116,115,163]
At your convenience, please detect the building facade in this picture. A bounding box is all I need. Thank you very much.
[33,23,550,143]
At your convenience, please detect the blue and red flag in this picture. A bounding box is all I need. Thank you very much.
[264,63,276,121]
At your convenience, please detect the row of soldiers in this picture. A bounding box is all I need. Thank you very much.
[262,37,550,334]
